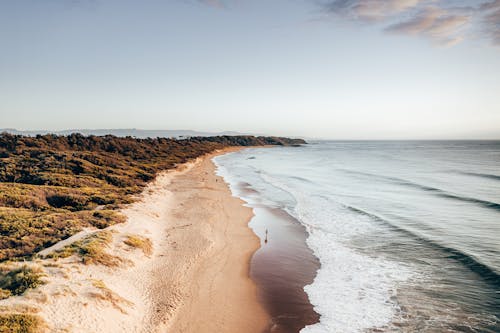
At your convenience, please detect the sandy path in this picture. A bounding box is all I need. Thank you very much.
[37,228,97,257]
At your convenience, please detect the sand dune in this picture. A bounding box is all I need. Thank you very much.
[2,148,268,332]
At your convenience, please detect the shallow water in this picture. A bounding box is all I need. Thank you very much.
[214,141,500,333]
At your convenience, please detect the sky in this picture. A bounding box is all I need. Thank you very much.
[0,0,499,139]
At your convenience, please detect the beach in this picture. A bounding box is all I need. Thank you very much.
[6,141,498,333]
[2,148,269,332]
[156,148,269,332]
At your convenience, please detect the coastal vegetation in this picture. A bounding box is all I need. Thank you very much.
[0,266,46,332]
[45,230,122,267]
[0,133,305,262]
[90,279,133,314]
[0,312,43,333]
[123,235,152,257]
[0,265,44,299]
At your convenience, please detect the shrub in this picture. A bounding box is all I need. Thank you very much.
[124,235,152,256]
[0,289,11,300]
[45,194,88,210]
[49,231,122,267]
[76,231,120,266]
[0,266,44,296]
[0,313,43,333]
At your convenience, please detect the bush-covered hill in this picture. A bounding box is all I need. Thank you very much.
[0,133,305,261]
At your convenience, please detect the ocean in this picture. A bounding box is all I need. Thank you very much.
[213,141,500,333]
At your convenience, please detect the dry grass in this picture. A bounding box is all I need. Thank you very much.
[0,305,39,314]
[51,285,76,298]
[48,231,122,267]
[0,313,45,333]
[0,307,44,333]
[41,262,60,268]
[0,206,125,261]
[123,235,152,256]
[90,279,133,313]
[23,290,49,304]
[0,289,10,300]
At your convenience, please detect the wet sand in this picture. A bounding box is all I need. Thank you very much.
[247,205,321,332]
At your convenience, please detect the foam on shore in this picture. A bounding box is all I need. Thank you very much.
[214,149,414,333]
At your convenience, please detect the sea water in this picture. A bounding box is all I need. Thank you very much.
[214,141,500,333]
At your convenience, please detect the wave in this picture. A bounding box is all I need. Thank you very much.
[290,175,316,184]
[397,180,500,212]
[437,193,500,211]
[215,149,500,331]
[346,205,500,288]
[256,172,413,333]
[341,169,500,213]
[458,171,500,182]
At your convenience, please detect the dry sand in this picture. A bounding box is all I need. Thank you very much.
[1,148,269,333]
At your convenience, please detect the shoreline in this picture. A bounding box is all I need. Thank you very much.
[1,147,269,332]
[249,207,320,333]
[214,150,321,333]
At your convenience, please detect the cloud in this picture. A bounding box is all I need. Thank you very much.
[479,0,500,44]
[385,6,469,46]
[319,0,500,47]
[193,0,500,46]
[322,0,424,22]
[385,6,442,34]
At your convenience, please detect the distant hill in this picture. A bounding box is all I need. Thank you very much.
[0,128,247,139]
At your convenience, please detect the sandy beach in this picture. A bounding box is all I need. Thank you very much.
[154,148,269,332]
[1,148,269,332]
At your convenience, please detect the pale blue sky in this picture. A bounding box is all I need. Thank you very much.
[0,0,499,139]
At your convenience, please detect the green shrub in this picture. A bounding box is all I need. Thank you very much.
[45,194,88,210]
[0,266,44,296]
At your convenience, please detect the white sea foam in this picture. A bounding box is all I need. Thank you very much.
[259,173,413,333]
[214,152,413,333]
[296,202,412,332]
[214,143,500,332]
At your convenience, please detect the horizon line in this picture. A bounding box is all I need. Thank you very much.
[1,128,499,141]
